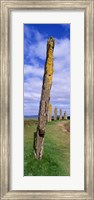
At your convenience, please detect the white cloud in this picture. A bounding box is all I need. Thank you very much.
[29,40,47,60]
[24,64,44,78]
[54,38,70,58]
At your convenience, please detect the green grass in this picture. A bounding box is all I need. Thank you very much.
[24,119,70,176]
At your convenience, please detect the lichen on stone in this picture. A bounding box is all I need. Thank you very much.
[46,37,55,87]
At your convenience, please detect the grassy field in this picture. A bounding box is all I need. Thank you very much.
[24,119,70,176]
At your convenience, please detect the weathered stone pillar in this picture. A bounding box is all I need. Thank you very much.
[54,107,57,120]
[64,111,67,120]
[34,37,55,159]
[59,109,62,120]
[48,103,52,122]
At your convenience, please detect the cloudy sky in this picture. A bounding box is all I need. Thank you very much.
[24,24,70,117]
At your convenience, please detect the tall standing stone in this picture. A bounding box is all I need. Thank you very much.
[34,37,55,159]
[59,109,62,120]
[48,103,52,122]
[64,111,67,120]
[54,107,57,120]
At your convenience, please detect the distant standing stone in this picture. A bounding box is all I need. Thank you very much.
[48,104,52,122]
[64,111,67,120]
[54,107,57,120]
[59,109,62,120]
